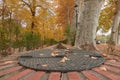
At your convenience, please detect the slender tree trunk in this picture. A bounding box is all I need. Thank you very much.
[75,0,103,51]
[110,13,120,45]
[8,11,13,54]
[117,32,120,44]
[31,11,35,31]
[21,0,36,31]
[107,0,120,54]
[118,34,120,44]
[109,1,120,45]
[9,12,12,47]
[1,0,5,23]
[67,7,72,45]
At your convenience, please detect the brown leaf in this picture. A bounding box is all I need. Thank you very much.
[91,56,97,59]
[60,59,65,63]
[99,66,107,71]
[63,56,70,60]
[51,52,59,57]
[41,64,48,67]
[102,54,108,57]
[51,50,61,57]
[108,60,117,62]
[4,61,14,64]
[59,56,69,63]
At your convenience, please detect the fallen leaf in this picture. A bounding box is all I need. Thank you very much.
[41,64,48,67]
[63,56,70,60]
[4,61,14,64]
[99,66,107,71]
[59,56,70,63]
[108,60,117,62]
[91,56,97,59]
[51,52,59,57]
[60,59,65,63]
[102,54,108,57]
[51,50,61,57]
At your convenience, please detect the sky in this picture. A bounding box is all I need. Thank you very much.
[97,28,111,36]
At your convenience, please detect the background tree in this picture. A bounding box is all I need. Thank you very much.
[56,0,75,45]
[98,2,116,32]
[108,0,120,45]
[0,0,57,55]
[106,0,120,54]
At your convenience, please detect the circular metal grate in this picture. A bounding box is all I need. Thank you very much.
[18,49,105,72]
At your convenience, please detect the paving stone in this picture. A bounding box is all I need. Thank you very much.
[68,72,82,80]
[0,44,120,80]
[6,69,33,80]
[48,72,61,80]
[82,70,101,80]
[27,71,45,80]
[93,68,120,80]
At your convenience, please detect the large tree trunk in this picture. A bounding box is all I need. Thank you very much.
[74,0,103,51]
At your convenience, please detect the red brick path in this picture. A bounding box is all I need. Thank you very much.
[0,44,120,80]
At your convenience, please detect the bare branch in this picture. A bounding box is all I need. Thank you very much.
[21,0,31,8]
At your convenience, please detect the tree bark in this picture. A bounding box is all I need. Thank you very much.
[75,0,84,24]
[21,0,36,31]
[74,0,103,51]
[118,34,120,44]
[109,0,120,45]
[109,13,120,45]
[102,0,120,54]
[118,24,120,44]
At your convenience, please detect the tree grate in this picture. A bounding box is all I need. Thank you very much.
[18,49,105,72]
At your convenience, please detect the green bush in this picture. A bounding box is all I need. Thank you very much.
[22,31,41,50]
[0,26,10,56]
[44,38,58,46]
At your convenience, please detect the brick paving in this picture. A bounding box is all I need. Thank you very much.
[0,44,120,80]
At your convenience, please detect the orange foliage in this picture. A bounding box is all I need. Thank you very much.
[56,0,75,28]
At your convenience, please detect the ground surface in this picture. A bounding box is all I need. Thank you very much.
[0,44,120,80]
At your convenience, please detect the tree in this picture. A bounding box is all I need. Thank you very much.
[56,0,75,28]
[98,3,116,32]
[0,0,19,55]
[56,0,75,44]
[106,0,120,54]
[75,0,104,50]
[108,0,120,45]
[19,0,43,31]
[118,24,120,44]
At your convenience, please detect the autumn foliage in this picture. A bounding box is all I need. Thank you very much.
[0,0,76,56]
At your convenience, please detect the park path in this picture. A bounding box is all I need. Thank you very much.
[0,44,120,80]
